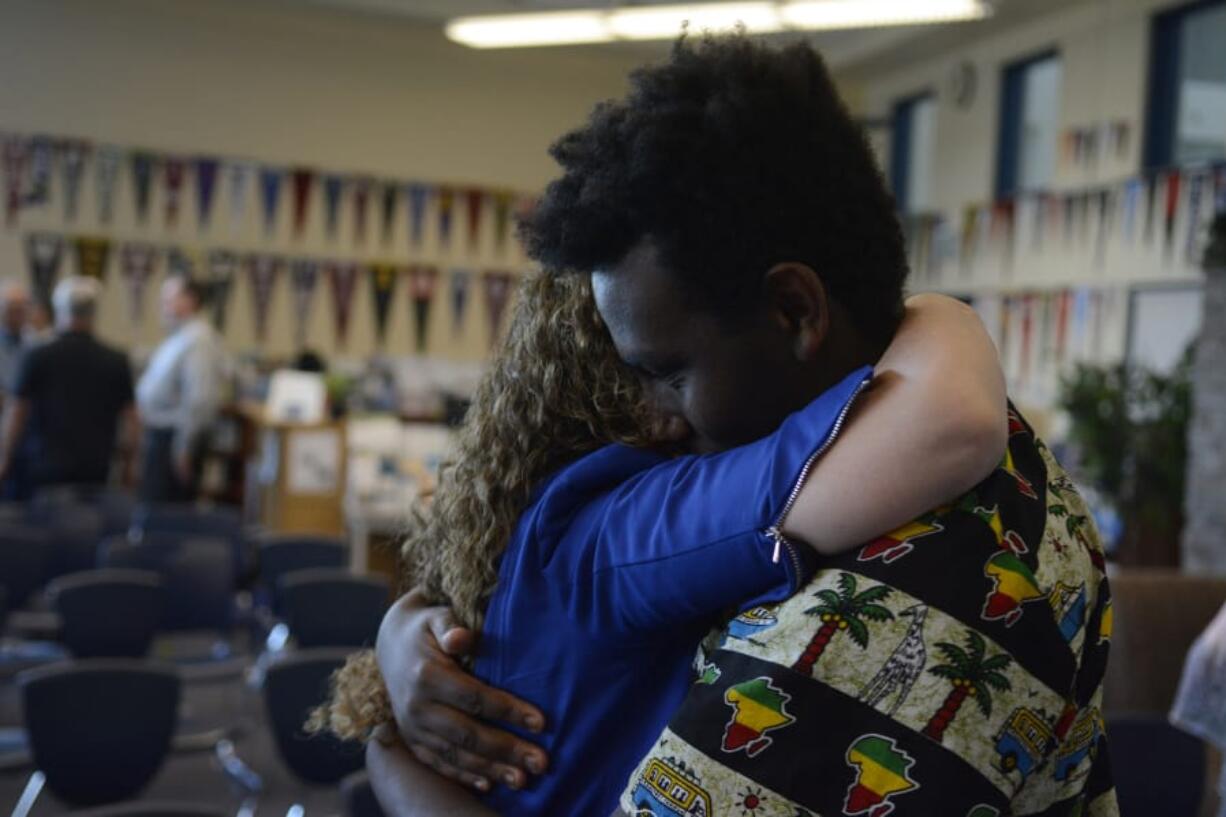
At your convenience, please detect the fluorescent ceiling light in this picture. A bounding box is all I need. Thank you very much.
[446,11,610,48]
[780,0,990,29]
[446,1,991,49]
[609,3,780,40]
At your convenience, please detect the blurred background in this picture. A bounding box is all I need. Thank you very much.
[0,0,1223,814]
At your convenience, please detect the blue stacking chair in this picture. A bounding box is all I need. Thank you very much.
[0,526,51,612]
[279,569,389,649]
[1107,715,1205,817]
[47,569,164,658]
[16,660,181,809]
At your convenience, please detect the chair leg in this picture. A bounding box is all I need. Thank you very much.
[215,739,263,797]
[285,805,304,817]
[10,770,44,817]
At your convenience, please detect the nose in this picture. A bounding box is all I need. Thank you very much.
[649,412,693,444]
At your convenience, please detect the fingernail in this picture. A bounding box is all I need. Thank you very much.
[502,771,520,789]
[475,778,490,792]
[524,714,543,731]
[526,755,544,774]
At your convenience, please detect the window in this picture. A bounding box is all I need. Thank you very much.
[1146,0,1226,168]
[890,93,937,212]
[996,52,1063,197]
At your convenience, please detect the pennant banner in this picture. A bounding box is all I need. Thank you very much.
[120,242,159,324]
[437,186,455,248]
[25,136,53,206]
[407,264,439,353]
[325,261,360,349]
[131,151,156,224]
[323,175,344,240]
[465,188,484,251]
[95,145,123,225]
[25,232,63,310]
[164,157,187,227]
[291,168,314,238]
[1187,171,1206,262]
[370,262,399,346]
[482,270,514,348]
[406,183,430,248]
[380,182,398,246]
[246,253,282,341]
[492,191,514,254]
[1164,170,1182,255]
[449,267,472,337]
[74,236,112,281]
[352,177,372,245]
[228,162,253,233]
[260,166,283,236]
[204,249,238,330]
[196,158,219,229]
[289,258,319,347]
[166,246,199,280]
[3,136,26,227]
[59,140,89,222]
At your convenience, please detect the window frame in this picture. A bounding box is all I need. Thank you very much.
[889,90,937,213]
[995,48,1061,199]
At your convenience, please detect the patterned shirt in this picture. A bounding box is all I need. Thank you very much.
[622,407,1119,817]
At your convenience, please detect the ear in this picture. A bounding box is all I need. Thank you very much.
[762,262,829,362]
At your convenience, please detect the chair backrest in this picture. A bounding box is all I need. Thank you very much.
[0,525,51,610]
[43,506,106,582]
[48,569,164,658]
[19,659,181,806]
[257,534,349,595]
[263,648,365,784]
[280,569,390,649]
[73,802,229,817]
[99,536,235,632]
[341,770,386,817]
[1108,715,1205,816]
[133,504,247,581]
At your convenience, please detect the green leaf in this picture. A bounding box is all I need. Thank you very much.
[981,671,1012,692]
[855,585,893,605]
[972,683,993,718]
[1050,504,1069,517]
[803,604,836,618]
[837,573,857,599]
[928,665,960,680]
[964,631,987,663]
[982,654,1013,673]
[859,604,894,623]
[815,589,842,608]
[846,617,869,649]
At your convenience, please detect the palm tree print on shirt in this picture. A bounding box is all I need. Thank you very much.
[922,630,1013,742]
[792,573,893,677]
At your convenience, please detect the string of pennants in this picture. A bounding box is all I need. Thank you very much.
[22,231,518,351]
[1,131,532,256]
[902,163,1226,281]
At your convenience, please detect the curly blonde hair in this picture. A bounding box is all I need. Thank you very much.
[315,269,660,741]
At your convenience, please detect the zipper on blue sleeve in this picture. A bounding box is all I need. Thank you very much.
[765,376,871,580]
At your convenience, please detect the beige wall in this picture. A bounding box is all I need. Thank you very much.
[0,0,646,363]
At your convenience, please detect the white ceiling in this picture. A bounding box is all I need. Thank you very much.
[264,0,1092,73]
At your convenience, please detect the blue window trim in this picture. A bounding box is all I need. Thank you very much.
[995,49,1060,199]
[1144,0,1226,170]
[889,92,934,212]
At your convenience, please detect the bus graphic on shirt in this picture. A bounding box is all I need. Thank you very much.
[631,758,711,817]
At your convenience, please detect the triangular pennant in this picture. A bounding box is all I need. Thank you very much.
[74,236,112,281]
[203,249,238,331]
[1122,179,1142,243]
[291,168,314,238]
[1094,189,1114,268]
[25,232,63,311]
[131,151,156,224]
[2,136,27,227]
[482,270,514,348]
[437,186,455,248]
[164,157,187,227]
[380,182,398,246]
[492,191,515,254]
[464,188,484,251]
[1144,173,1158,244]
[1214,164,1226,214]
[95,145,123,225]
[1164,170,1182,255]
[323,175,344,240]
[449,267,472,337]
[407,264,439,353]
[120,242,159,324]
[406,183,431,248]
[59,140,89,222]
[260,166,283,236]
[25,136,53,206]
[325,261,360,349]
[1187,171,1207,262]
[166,246,199,280]
[245,253,282,342]
[352,177,372,245]
[289,258,320,348]
[369,262,399,346]
[195,157,219,229]
[227,162,253,233]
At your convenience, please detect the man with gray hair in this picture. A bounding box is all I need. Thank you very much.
[0,276,136,494]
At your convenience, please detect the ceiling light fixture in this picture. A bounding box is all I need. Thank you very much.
[445,1,991,49]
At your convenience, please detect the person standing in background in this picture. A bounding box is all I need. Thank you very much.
[0,277,137,495]
[136,276,226,503]
[0,280,31,394]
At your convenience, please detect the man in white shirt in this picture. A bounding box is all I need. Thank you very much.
[136,276,227,502]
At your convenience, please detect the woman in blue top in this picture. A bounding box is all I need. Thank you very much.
[321,269,1006,816]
